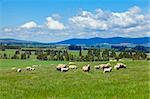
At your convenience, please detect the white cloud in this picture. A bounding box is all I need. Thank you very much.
[0,6,149,42]
[20,21,37,29]
[46,17,65,30]
[110,6,145,28]
[69,10,108,30]
[3,27,12,32]
[70,16,108,30]
[69,6,149,31]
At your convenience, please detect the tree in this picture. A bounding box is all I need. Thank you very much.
[79,48,82,56]
[3,53,7,59]
[119,52,123,58]
[69,54,74,61]
[95,49,101,61]
[21,53,26,59]
[132,51,147,60]
[87,49,94,61]
[11,54,19,59]
[15,50,20,54]
[37,54,48,60]
[64,50,69,61]
[27,55,30,59]
[102,49,109,61]
[110,50,116,58]
[115,55,121,61]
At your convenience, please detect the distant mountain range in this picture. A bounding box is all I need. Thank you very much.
[0,37,149,46]
[55,37,150,45]
[0,38,44,45]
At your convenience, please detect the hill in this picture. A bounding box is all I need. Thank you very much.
[0,37,149,46]
[55,37,150,45]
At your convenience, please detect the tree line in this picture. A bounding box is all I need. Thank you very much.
[0,49,148,61]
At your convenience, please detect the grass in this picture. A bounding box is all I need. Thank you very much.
[0,59,149,99]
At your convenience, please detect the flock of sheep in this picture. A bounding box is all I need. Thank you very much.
[56,62,127,73]
[11,65,40,72]
[12,62,126,73]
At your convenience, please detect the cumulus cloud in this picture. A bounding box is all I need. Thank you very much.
[46,17,65,30]
[69,11,108,30]
[0,6,149,42]
[20,21,37,29]
[69,6,149,31]
[110,7,145,28]
[3,27,12,32]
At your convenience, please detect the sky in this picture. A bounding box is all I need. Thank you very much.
[0,0,150,42]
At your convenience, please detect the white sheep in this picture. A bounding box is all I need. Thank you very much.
[11,67,16,71]
[103,67,112,73]
[82,64,90,72]
[114,63,126,70]
[56,64,67,71]
[30,68,35,71]
[69,65,77,69]
[32,65,38,67]
[61,67,69,72]
[16,68,21,72]
[26,66,32,70]
[100,63,111,69]
[114,65,120,70]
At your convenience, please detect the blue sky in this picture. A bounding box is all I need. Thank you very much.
[0,0,149,42]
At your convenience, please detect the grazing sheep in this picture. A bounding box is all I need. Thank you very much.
[68,62,77,69]
[56,64,67,71]
[114,63,126,70]
[32,65,38,67]
[69,65,77,69]
[61,67,69,72]
[16,68,21,72]
[114,65,120,70]
[82,64,90,72]
[26,66,35,71]
[100,63,111,69]
[94,65,100,69]
[103,67,112,73]
[11,67,16,71]
[30,68,35,71]
[26,66,32,70]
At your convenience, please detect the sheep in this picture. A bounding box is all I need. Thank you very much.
[61,67,69,72]
[94,65,100,69]
[114,63,126,70]
[68,62,77,69]
[16,68,21,72]
[26,66,32,70]
[114,65,119,70]
[103,67,112,73]
[69,65,77,69]
[11,67,16,71]
[30,68,35,71]
[100,63,111,70]
[56,64,67,71]
[82,64,90,72]
[26,66,35,71]
[32,65,38,67]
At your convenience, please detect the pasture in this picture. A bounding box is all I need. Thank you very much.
[0,59,149,99]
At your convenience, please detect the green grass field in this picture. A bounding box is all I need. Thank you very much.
[0,59,149,99]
